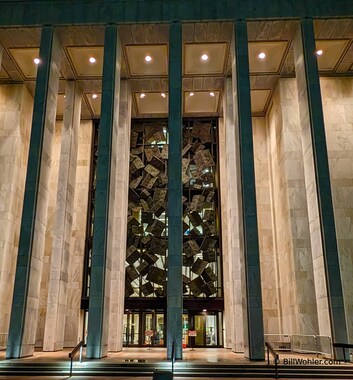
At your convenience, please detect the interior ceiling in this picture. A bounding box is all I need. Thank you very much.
[0,20,353,119]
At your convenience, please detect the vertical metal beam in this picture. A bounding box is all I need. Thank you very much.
[231,20,264,360]
[86,24,121,359]
[167,22,183,360]
[294,19,348,345]
[6,26,61,358]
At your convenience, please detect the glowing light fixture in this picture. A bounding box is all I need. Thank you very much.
[189,92,194,97]
[201,54,209,61]
[258,52,266,60]
[92,94,98,99]
[89,57,96,63]
[161,92,166,98]
[316,49,323,56]
[140,93,146,99]
[33,58,40,65]
[209,92,215,97]
[145,55,152,62]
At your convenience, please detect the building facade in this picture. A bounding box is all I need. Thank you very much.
[0,0,353,361]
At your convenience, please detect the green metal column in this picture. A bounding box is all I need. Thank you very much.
[6,26,61,359]
[167,22,183,360]
[294,19,348,345]
[86,24,121,359]
[231,21,265,360]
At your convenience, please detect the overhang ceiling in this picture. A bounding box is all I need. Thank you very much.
[0,20,352,119]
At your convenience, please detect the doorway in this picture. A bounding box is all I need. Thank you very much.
[123,310,165,347]
[183,311,222,347]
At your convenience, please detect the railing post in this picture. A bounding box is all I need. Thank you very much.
[70,356,73,377]
[79,345,83,363]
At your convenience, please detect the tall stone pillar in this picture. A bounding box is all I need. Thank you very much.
[86,24,121,359]
[167,22,183,360]
[293,20,348,347]
[108,80,132,352]
[231,21,264,360]
[6,27,61,358]
[0,85,33,339]
[64,119,93,347]
[43,81,82,351]
[220,78,244,352]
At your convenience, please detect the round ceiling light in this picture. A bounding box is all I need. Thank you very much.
[145,55,152,62]
[189,92,194,97]
[140,93,146,98]
[258,52,266,60]
[209,92,215,97]
[33,58,40,65]
[89,57,96,63]
[161,92,166,98]
[92,94,98,99]
[201,54,209,61]
[316,49,323,56]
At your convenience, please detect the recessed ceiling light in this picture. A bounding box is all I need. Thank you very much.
[92,94,98,99]
[145,55,152,62]
[140,93,146,98]
[316,49,323,56]
[201,54,209,61]
[161,92,166,98]
[33,58,40,65]
[258,52,266,60]
[189,92,194,97]
[209,92,215,97]
[89,57,96,63]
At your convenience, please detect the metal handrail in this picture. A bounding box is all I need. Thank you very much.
[68,340,85,377]
[171,340,176,374]
[333,342,353,363]
[265,341,279,379]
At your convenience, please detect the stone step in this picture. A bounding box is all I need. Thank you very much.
[1,362,353,378]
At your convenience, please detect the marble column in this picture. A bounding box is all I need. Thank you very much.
[218,117,233,349]
[43,81,82,351]
[221,78,244,352]
[252,117,280,335]
[167,22,183,360]
[320,77,353,342]
[6,27,61,358]
[266,79,318,335]
[231,21,264,360]
[86,24,121,359]
[108,80,132,352]
[293,20,348,346]
[64,120,93,347]
[0,85,33,338]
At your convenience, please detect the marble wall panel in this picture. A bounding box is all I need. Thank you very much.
[321,77,353,342]
[0,84,33,336]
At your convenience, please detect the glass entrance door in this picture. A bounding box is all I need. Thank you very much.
[123,312,140,346]
[123,310,165,347]
[190,312,219,347]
